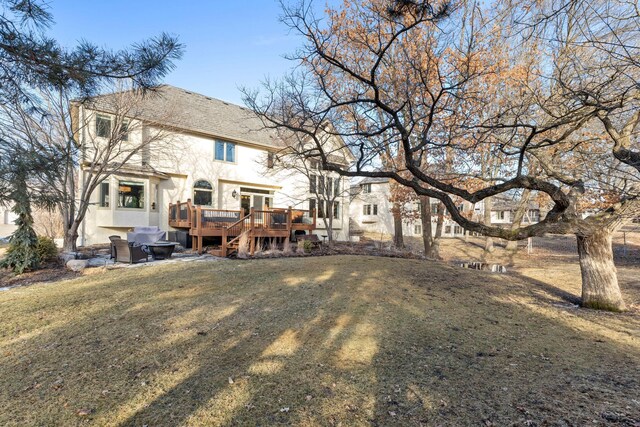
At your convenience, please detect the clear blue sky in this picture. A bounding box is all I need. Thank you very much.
[47,1,320,105]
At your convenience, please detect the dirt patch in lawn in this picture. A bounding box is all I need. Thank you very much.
[0,262,76,290]
[0,256,638,426]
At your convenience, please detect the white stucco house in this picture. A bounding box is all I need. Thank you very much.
[75,85,353,247]
[0,206,17,239]
[349,177,468,239]
[350,178,543,241]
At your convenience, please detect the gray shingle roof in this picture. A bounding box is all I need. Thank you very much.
[358,176,390,185]
[88,85,279,147]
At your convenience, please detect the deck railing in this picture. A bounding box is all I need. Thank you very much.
[291,209,315,226]
[168,200,193,228]
[199,208,243,229]
[252,209,288,230]
[169,202,317,254]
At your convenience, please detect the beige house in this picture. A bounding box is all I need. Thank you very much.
[76,85,352,246]
[350,178,543,240]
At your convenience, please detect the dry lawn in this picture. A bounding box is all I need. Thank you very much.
[0,255,639,426]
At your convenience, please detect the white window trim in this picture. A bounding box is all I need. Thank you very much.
[214,140,237,164]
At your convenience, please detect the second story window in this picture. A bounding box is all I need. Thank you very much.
[96,114,129,140]
[363,204,378,215]
[362,183,372,194]
[120,119,129,141]
[215,140,235,162]
[309,159,320,170]
[96,114,111,138]
[309,175,317,193]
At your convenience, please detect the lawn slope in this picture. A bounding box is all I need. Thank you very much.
[0,256,638,426]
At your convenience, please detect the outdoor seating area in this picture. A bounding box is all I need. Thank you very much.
[126,226,166,245]
[112,239,149,264]
[109,228,178,264]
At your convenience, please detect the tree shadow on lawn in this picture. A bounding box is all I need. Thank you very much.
[508,270,582,306]
[0,256,638,426]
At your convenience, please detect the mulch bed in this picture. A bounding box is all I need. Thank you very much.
[0,262,77,290]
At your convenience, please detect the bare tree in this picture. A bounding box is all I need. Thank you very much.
[2,84,178,252]
[245,0,640,311]
[261,128,353,245]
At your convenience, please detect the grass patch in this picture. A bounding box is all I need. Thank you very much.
[0,256,638,426]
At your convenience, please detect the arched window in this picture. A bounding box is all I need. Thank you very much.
[193,180,213,206]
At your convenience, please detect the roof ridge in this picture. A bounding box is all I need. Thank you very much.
[157,84,249,111]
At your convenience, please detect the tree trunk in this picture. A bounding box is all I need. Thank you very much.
[63,220,80,252]
[483,197,494,252]
[392,203,404,248]
[506,190,531,251]
[434,202,444,238]
[419,196,434,257]
[576,229,626,311]
[432,202,444,258]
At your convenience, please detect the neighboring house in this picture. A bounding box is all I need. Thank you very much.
[0,206,17,238]
[75,85,353,246]
[350,179,543,240]
[350,177,468,239]
[475,195,543,225]
[1,207,16,225]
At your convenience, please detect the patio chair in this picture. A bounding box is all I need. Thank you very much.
[113,239,149,264]
[108,235,121,259]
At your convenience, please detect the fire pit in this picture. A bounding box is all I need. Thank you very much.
[147,242,177,260]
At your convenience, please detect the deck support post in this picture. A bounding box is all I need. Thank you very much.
[196,206,203,254]
[249,208,255,256]
[221,228,227,257]
[287,206,293,234]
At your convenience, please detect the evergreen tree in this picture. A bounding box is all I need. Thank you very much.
[0,168,40,274]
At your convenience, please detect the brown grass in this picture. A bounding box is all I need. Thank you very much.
[0,255,638,426]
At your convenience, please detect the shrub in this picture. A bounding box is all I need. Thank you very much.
[303,239,313,253]
[36,236,58,262]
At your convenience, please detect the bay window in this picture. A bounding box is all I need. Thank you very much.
[118,181,145,209]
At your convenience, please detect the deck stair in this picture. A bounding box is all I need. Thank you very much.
[168,200,316,257]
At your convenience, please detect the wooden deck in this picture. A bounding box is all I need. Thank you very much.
[168,200,316,256]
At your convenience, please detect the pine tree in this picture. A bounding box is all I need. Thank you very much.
[0,171,40,273]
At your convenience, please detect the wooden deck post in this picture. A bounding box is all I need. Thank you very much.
[196,206,203,254]
[287,205,293,232]
[249,208,255,256]
[221,228,227,257]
